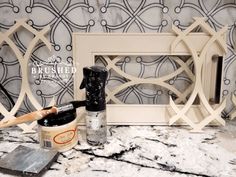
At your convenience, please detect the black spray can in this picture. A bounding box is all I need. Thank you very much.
[80,66,108,146]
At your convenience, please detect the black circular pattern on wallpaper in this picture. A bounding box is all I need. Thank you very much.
[0,0,236,117]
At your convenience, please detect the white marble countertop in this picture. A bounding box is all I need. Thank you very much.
[0,121,236,177]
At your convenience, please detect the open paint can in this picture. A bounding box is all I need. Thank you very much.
[37,109,78,152]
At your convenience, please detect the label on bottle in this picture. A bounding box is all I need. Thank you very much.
[86,111,107,145]
[86,111,105,131]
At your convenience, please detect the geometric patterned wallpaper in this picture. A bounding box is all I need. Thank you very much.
[0,0,236,117]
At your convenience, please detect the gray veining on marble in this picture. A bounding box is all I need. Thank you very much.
[0,121,236,177]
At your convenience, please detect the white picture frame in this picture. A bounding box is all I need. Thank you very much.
[73,18,227,131]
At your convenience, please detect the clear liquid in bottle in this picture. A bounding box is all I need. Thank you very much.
[86,110,107,146]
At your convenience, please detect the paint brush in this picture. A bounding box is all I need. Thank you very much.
[0,101,86,128]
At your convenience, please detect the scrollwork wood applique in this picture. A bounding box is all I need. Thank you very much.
[169,17,227,132]
[73,18,227,131]
[0,19,53,133]
[230,95,236,120]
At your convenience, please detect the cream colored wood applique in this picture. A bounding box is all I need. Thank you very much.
[73,18,227,131]
[230,95,236,120]
[0,19,52,133]
[169,17,227,132]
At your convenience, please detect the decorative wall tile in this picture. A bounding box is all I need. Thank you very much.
[0,0,236,117]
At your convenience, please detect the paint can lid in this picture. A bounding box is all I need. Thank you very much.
[37,109,76,127]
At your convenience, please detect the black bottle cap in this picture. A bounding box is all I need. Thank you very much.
[80,66,108,112]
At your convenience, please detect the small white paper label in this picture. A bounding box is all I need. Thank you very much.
[86,112,105,130]
[90,117,100,130]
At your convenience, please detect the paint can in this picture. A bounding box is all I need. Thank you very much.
[37,109,78,152]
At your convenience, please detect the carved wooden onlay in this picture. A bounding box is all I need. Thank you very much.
[169,18,227,132]
[0,19,52,133]
[0,18,228,133]
[74,18,227,132]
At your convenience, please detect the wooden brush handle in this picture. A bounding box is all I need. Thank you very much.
[0,107,58,128]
